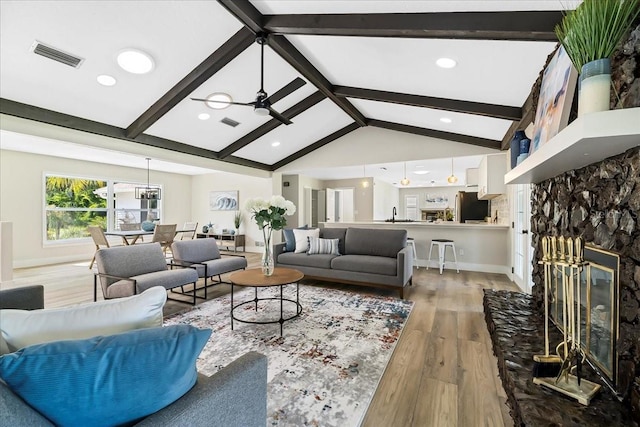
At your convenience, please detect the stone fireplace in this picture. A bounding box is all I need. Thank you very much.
[531,146,640,414]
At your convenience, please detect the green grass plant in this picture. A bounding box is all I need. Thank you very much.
[555,0,640,71]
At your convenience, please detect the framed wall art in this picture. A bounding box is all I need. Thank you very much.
[529,46,578,155]
[210,191,238,211]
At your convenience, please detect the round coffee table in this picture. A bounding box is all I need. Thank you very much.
[229,267,304,336]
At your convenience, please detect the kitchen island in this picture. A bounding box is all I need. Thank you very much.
[320,221,509,275]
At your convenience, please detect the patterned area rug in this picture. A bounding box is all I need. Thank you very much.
[164,284,413,426]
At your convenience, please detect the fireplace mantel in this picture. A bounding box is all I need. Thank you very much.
[504,108,640,185]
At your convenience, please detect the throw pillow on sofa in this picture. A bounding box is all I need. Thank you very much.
[0,286,166,355]
[0,324,211,427]
[307,237,340,255]
[293,228,319,253]
[282,225,308,252]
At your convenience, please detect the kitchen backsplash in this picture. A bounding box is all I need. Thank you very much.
[489,194,509,225]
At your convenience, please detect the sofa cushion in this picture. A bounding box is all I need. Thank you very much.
[282,225,308,252]
[307,237,340,255]
[104,268,199,298]
[0,325,211,427]
[320,228,347,255]
[0,381,53,426]
[199,256,247,277]
[0,286,166,355]
[172,238,221,263]
[344,228,407,258]
[293,228,319,253]
[331,254,397,276]
[277,252,337,269]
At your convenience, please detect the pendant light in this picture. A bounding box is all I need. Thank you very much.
[135,158,162,200]
[361,164,370,188]
[400,162,410,186]
[447,158,458,184]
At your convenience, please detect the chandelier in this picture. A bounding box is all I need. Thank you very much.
[135,158,161,200]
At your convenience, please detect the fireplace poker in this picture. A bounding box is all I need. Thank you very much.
[532,236,562,378]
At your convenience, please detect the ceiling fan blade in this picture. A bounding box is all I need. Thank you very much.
[268,107,292,125]
[190,98,254,107]
[264,77,306,105]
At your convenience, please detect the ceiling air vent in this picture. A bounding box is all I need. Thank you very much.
[30,41,84,68]
[220,117,240,128]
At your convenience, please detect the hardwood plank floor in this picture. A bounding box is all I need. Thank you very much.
[4,255,519,426]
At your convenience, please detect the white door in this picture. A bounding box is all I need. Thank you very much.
[405,195,418,221]
[341,188,355,222]
[325,188,335,222]
[512,183,533,293]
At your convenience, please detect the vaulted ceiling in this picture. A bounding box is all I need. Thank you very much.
[0,0,574,179]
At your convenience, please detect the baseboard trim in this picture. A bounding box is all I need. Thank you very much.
[416,259,509,275]
[14,254,89,269]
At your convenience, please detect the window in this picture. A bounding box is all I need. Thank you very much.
[44,175,162,242]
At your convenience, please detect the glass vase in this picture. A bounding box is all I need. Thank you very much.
[578,58,610,116]
[262,245,274,276]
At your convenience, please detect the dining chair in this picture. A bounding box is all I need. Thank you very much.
[120,222,144,242]
[151,224,177,256]
[180,222,198,240]
[88,226,111,269]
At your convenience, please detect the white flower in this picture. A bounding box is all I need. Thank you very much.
[270,195,287,209]
[284,200,296,216]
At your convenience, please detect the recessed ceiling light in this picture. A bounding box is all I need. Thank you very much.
[205,93,232,110]
[96,74,116,86]
[198,113,210,120]
[271,141,281,147]
[413,170,430,175]
[436,58,457,69]
[440,117,452,123]
[117,49,154,74]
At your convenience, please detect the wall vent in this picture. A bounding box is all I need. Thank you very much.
[30,41,84,68]
[220,117,240,128]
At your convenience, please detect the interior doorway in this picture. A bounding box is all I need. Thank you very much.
[512,183,533,293]
[325,187,355,223]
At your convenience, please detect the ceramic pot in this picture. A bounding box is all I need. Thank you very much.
[578,58,610,116]
[510,130,527,169]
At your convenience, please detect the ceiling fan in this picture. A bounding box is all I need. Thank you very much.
[191,33,304,125]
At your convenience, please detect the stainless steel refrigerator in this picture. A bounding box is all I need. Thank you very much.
[455,191,489,223]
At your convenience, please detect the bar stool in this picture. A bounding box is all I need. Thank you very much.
[427,239,459,274]
[407,237,418,269]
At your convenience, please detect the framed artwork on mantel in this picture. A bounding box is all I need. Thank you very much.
[529,46,578,155]
[210,191,238,211]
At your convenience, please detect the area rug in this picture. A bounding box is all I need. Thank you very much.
[164,284,413,426]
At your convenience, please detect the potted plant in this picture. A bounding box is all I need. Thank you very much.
[233,211,243,234]
[554,0,640,116]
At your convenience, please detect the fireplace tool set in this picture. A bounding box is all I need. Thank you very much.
[533,236,601,406]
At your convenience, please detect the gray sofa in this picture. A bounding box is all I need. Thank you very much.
[274,227,413,298]
[0,286,268,427]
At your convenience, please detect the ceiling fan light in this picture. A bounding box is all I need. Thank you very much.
[255,106,270,116]
[205,93,232,110]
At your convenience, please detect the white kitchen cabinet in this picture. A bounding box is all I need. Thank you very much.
[478,153,507,200]
[466,168,479,186]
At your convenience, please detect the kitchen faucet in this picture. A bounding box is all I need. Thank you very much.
[392,206,397,223]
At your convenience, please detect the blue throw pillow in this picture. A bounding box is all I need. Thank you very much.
[283,225,308,252]
[0,325,211,427]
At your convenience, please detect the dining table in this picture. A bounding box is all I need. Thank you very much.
[105,228,196,246]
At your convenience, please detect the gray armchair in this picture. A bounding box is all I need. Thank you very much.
[94,243,200,305]
[171,238,247,300]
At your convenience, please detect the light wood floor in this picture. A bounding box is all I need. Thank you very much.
[5,253,519,427]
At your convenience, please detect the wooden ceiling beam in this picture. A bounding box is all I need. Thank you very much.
[218,0,367,127]
[271,122,360,170]
[369,119,501,150]
[1,98,271,171]
[125,27,255,139]
[263,11,563,41]
[218,91,325,159]
[334,86,522,121]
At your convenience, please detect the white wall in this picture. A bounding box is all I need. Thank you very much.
[278,126,497,171]
[373,178,399,220]
[191,172,272,252]
[0,149,192,267]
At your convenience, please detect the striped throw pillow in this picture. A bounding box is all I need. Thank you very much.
[307,237,340,255]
